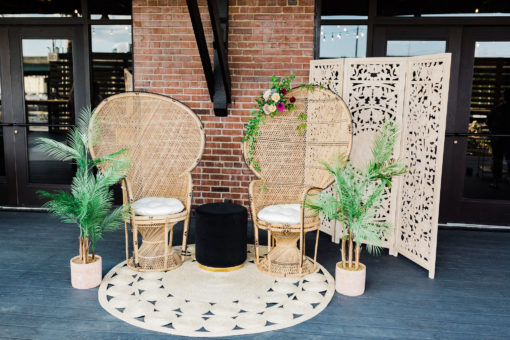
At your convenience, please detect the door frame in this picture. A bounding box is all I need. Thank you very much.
[372,25,463,223]
[0,25,89,206]
[0,28,14,205]
[444,26,510,224]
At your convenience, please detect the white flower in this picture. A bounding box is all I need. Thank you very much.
[263,90,272,101]
[263,104,271,114]
[271,92,280,102]
[268,105,276,113]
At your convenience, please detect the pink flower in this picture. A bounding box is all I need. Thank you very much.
[276,102,285,111]
[263,104,271,114]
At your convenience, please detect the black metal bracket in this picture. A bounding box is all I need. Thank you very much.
[186,0,231,116]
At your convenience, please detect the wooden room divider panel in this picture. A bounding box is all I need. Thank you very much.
[396,55,451,279]
[309,54,451,278]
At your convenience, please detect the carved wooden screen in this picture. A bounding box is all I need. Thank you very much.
[396,54,451,278]
[309,54,451,278]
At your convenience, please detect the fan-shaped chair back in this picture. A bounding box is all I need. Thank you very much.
[245,87,352,193]
[90,92,205,202]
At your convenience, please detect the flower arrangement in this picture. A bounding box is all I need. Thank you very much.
[243,75,316,172]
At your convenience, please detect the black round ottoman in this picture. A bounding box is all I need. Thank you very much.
[195,202,247,271]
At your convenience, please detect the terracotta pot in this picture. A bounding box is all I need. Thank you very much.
[70,255,102,289]
[335,262,366,296]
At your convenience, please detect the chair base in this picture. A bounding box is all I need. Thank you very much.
[257,256,316,278]
[256,231,316,278]
[127,251,182,272]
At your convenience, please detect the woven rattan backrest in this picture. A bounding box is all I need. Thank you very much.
[90,92,205,201]
[245,87,352,190]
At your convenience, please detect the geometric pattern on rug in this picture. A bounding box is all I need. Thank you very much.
[98,245,335,337]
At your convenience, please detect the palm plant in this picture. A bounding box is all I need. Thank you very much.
[306,121,407,270]
[37,106,130,264]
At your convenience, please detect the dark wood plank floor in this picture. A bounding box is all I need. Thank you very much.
[1,211,509,339]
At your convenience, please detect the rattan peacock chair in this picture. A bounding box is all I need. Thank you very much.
[244,87,353,277]
[90,92,205,272]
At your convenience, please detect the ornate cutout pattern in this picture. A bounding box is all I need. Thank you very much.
[396,56,450,278]
[310,55,451,278]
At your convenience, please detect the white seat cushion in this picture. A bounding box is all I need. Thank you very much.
[257,204,301,225]
[133,197,185,217]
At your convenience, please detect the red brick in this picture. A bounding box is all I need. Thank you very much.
[132,0,314,209]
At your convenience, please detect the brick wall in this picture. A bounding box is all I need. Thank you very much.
[132,0,315,208]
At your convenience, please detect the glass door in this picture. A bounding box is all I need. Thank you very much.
[372,26,461,223]
[1,26,87,206]
[445,27,510,225]
[0,28,9,205]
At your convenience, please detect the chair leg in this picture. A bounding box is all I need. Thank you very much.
[299,230,304,274]
[164,222,169,269]
[314,228,320,267]
[132,223,139,267]
[267,230,272,272]
[254,224,260,265]
[181,214,190,261]
[124,221,129,263]
[169,225,174,254]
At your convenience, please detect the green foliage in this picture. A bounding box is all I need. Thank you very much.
[37,106,130,255]
[243,75,316,173]
[306,121,407,259]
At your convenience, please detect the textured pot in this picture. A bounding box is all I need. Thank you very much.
[335,262,366,296]
[70,255,102,289]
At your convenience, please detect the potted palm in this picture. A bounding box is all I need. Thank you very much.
[37,107,129,289]
[306,122,406,296]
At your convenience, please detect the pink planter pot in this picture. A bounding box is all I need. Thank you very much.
[70,255,102,289]
[335,262,366,296]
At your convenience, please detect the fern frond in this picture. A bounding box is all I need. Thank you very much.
[35,137,80,162]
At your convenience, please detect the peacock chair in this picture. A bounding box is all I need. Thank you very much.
[244,87,352,277]
[90,92,205,272]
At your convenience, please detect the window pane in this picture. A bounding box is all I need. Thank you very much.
[320,25,367,58]
[378,0,510,17]
[89,0,132,20]
[91,25,133,106]
[0,0,81,18]
[386,40,446,57]
[463,41,510,200]
[22,39,74,184]
[321,0,368,19]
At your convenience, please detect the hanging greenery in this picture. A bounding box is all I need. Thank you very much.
[243,75,320,172]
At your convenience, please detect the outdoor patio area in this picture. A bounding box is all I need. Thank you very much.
[1,211,509,339]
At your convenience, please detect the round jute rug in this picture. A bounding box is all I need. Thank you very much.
[98,245,335,337]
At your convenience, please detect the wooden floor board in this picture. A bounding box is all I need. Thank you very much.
[1,211,509,339]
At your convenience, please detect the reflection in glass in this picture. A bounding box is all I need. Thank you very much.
[22,39,74,184]
[89,0,132,20]
[386,40,446,57]
[321,0,368,19]
[463,41,510,200]
[91,25,133,106]
[0,0,81,17]
[378,0,510,17]
[0,72,4,177]
[320,25,367,58]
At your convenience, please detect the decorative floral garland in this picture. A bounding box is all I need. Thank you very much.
[243,75,318,172]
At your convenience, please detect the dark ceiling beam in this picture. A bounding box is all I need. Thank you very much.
[186,0,215,101]
[208,0,231,106]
